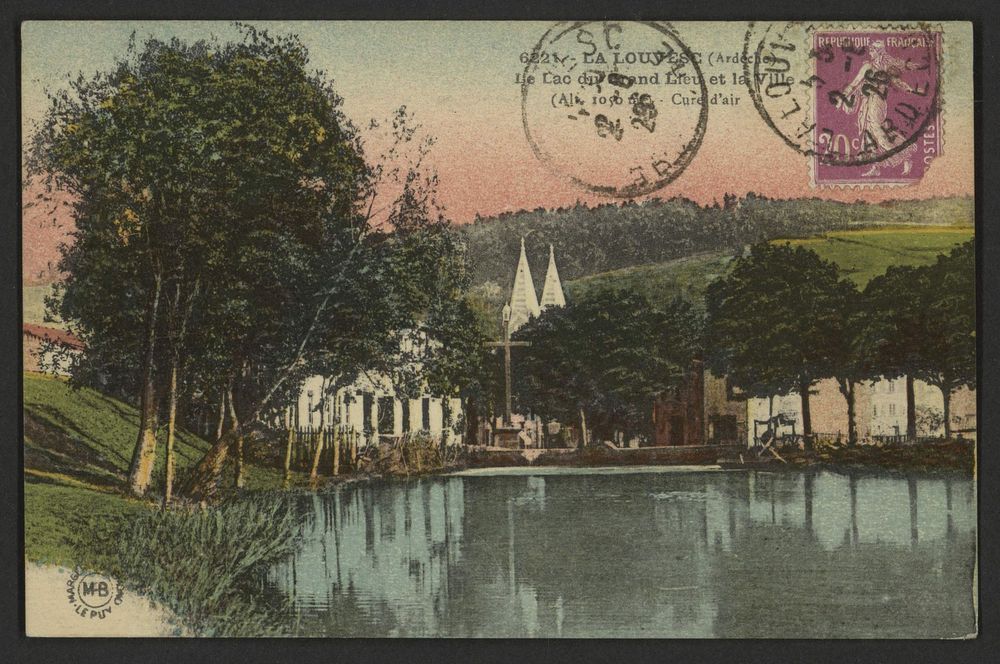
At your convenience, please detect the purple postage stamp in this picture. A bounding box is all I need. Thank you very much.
[811,30,943,186]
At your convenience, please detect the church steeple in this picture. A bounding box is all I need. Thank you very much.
[540,244,566,309]
[507,237,540,333]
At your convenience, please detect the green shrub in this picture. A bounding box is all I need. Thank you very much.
[83,492,306,636]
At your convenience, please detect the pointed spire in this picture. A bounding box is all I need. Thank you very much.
[540,244,566,309]
[507,237,540,333]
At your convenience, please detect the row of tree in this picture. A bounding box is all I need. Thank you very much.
[31,28,486,503]
[509,240,975,446]
[706,241,975,443]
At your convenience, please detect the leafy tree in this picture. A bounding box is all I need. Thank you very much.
[857,264,926,438]
[706,243,851,445]
[514,289,701,445]
[30,36,256,495]
[857,240,975,439]
[422,292,500,444]
[32,28,462,500]
[915,240,976,437]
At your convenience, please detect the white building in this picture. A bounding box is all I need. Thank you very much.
[290,331,464,446]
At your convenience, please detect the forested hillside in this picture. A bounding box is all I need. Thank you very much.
[457,195,973,293]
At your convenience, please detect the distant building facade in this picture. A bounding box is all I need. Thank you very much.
[653,368,976,449]
[22,323,83,375]
[653,365,746,447]
[744,376,977,446]
[653,360,704,446]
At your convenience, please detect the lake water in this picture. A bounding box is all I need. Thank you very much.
[264,467,977,638]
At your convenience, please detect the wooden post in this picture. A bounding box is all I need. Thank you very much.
[162,358,179,509]
[331,426,341,476]
[283,410,294,483]
[309,426,324,480]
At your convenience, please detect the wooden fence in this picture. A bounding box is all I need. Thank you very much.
[283,426,368,477]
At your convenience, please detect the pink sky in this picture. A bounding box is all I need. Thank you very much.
[22,21,974,282]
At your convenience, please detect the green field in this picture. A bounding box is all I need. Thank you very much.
[565,226,973,309]
[784,226,974,287]
[23,372,289,564]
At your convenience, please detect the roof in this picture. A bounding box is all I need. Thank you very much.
[22,323,84,350]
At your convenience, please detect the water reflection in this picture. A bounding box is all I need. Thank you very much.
[265,469,976,638]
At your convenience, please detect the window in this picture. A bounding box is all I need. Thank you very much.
[873,405,878,417]
[401,399,410,433]
[422,397,431,431]
[362,393,374,434]
[888,381,895,393]
[889,403,896,416]
[378,396,395,435]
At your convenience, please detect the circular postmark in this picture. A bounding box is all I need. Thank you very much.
[66,567,124,619]
[742,22,942,178]
[521,21,708,198]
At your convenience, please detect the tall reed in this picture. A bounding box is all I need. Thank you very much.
[82,492,305,636]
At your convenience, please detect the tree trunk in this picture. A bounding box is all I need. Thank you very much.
[215,393,226,441]
[579,409,588,449]
[905,374,917,440]
[162,356,179,508]
[799,379,813,449]
[283,408,294,484]
[127,271,162,497]
[228,387,244,489]
[310,381,328,480]
[182,290,334,501]
[182,429,239,502]
[840,378,857,447]
[942,383,952,439]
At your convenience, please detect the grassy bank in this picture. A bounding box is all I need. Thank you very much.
[85,493,305,636]
[805,439,975,473]
[24,372,290,495]
[23,372,313,635]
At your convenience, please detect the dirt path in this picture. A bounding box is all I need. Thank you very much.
[25,563,185,637]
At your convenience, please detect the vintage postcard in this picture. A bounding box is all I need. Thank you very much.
[21,21,976,638]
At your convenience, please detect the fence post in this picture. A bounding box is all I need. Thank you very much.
[283,425,294,482]
[331,426,340,476]
[309,427,324,480]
